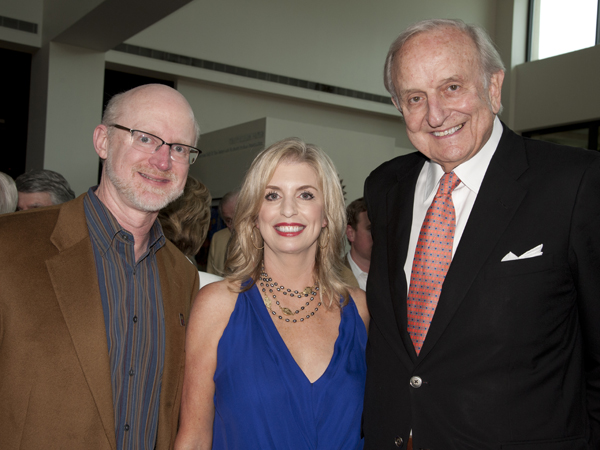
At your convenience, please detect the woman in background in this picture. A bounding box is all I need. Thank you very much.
[159,175,222,288]
[175,138,368,450]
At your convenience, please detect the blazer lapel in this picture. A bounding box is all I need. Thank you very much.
[384,155,425,365]
[417,125,529,361]
[46,196,117,449]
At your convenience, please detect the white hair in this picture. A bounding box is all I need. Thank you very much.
[383,19,505,111]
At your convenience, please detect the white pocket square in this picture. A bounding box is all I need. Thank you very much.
[501,244,543,262]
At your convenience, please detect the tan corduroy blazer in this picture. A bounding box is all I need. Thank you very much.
[0,194,198,450]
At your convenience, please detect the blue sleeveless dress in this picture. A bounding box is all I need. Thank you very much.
[212,283,367,450]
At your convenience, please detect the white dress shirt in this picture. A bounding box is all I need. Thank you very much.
[403,117,504,291]
[348,252,369,291]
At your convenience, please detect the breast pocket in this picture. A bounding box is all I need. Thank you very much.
[478,253,574,346]
[485,254,555,279]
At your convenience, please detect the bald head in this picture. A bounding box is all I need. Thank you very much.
[102,84,200,145]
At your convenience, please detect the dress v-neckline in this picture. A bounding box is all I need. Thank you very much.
[250,284,344,385]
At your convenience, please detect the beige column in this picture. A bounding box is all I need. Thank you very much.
[26,42,105,195]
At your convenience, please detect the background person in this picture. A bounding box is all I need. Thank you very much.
[175,138,369,450]
[159,175,223,288]
[206,189,239,275]
[0,172,18,214]
[363,18,600,450]
[344,197,372,290]
[0,84,201,449]
[15,169,75,210]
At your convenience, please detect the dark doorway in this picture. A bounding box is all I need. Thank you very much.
[0,48,32,179]
[103,69,174,115]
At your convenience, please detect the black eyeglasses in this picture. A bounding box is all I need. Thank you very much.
[110,124,201,165]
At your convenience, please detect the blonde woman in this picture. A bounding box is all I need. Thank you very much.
[176,138,368,449]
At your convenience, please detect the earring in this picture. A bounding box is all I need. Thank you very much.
[318,226,329,250]
[251,227,264,250]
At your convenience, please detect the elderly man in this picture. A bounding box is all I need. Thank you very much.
[206,189,239,275]
[0,84,201,449]
[344,197,372,290]
[363,19,600,450]
[16,169,76,210]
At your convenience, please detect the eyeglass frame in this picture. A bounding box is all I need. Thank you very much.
[110,124,201,165]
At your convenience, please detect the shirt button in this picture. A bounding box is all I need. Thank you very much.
[129,369,135,376]
[133,316,138,323]
[410,376,422,388]
[394,436,404,447]
[124,424,130,431]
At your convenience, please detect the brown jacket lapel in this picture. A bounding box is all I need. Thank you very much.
[47,195,117,449]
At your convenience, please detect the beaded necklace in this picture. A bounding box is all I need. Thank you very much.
[259,266,321,323]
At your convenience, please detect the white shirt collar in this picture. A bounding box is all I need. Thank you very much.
[347,252,368,290]
[423,116,503,198]
[348,252,368,276]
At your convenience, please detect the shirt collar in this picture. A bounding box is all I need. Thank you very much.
[84,186,166,257]
[348,252,368,276]
[424,116,503,198]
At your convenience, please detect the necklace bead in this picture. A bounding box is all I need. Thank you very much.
[259,265,320,323]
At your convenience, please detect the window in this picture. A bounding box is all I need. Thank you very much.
[523,121,600,151]
[528,0,600,60]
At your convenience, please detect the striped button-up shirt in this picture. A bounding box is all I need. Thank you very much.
[84,188,166,450]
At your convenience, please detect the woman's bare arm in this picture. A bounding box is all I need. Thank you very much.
[174,280,238,450]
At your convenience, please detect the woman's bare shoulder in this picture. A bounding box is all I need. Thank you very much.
[189,279,242,331]
[198,279,240,301]
[348,287,369,331]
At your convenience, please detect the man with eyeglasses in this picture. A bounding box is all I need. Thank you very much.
[0,84,201,449]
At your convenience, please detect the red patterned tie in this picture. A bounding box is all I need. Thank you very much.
[407,171,461,355]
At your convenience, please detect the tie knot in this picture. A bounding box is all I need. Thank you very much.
[438,171,461,196]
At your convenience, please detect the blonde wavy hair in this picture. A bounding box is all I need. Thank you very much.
[225,137,350,307]
[158,175,212,258]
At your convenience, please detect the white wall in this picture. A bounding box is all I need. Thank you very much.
[0,0,43,26]
[513,44,600,131]
[0,0,43,49]
[176,76,414,201]
[2,0,599,195]
[265,117,408,203]
[127,0,498,97]
[189,118,266,198]
[190,115,410,205]
[175,77,409,146]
